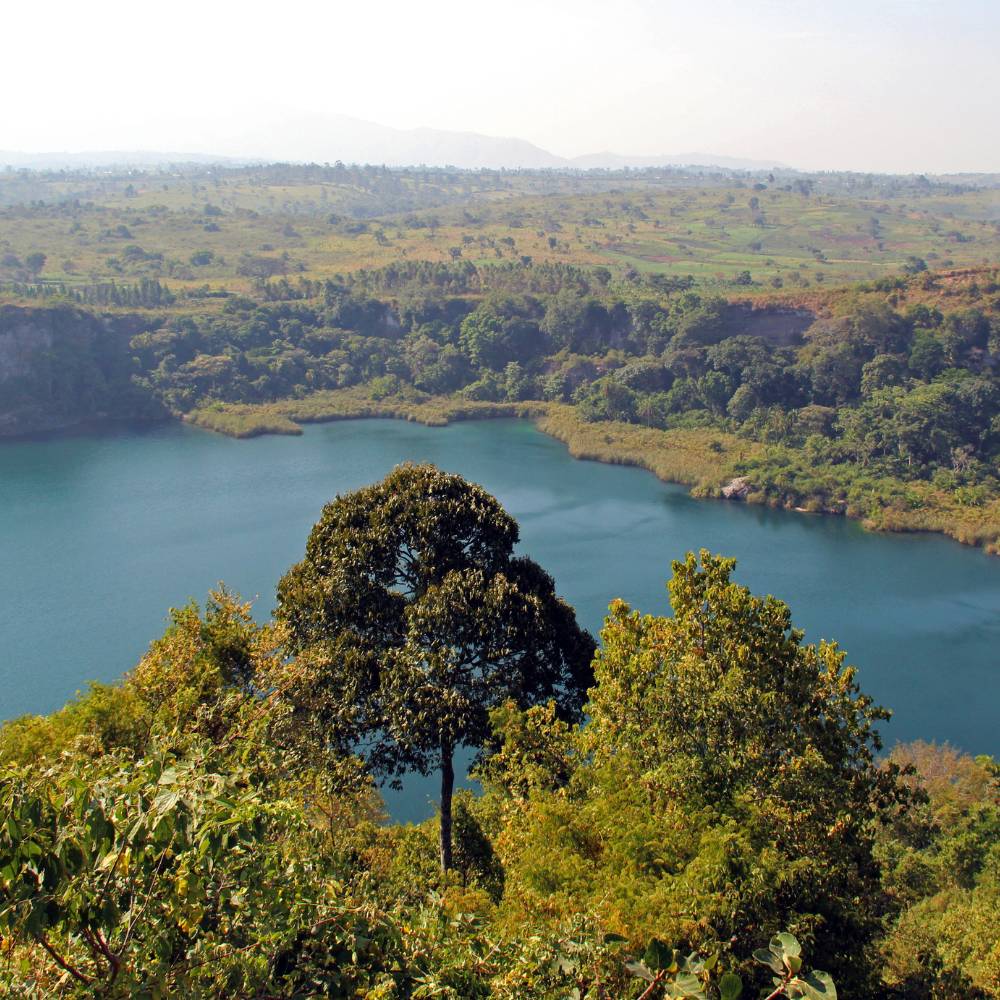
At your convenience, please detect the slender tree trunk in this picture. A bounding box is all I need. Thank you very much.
[439,740,454,872]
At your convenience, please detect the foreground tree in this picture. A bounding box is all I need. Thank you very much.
[0,742,839,998]
[586,551,911,993]
[0,744,427,997]
[275,463,595,869]
[486,551,912,996]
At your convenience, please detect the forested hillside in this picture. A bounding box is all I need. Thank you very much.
[3,258,999,550]
[2,470,996,998]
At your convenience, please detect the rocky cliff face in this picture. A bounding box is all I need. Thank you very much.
[0,312,54,381]
[0,305,165,436]
[719,304,814,346]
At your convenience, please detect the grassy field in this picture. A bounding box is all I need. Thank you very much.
[4,165,1000,299]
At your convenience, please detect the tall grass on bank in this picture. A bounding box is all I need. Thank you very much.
[536,405,755,487]
[186,388,548,438]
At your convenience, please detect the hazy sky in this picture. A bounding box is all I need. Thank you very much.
[3,0,997,172]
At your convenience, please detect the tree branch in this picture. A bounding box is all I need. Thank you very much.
[636,970,667,1000]
[762,978,793,1000]
[34,932,93,986]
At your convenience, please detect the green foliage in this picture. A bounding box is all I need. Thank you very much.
[0,746,409,998]
[487,551,911,996]
[752,934,836,1000]
[877,742,1000,997]
[451,792,505,904]
[275,464,595,870]
[476,700,579,798]
[620,931,834,1000]
[626,941,733,999]
[0,681,147,767]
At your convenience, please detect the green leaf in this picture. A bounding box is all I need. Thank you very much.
[626,960,655,982]
[671,971,704,997]
[686,954,705,975]
[719,972,743,1000]
[643,938,674,971]
[801,971,837,1000]
[774,932,801,960]
[753,948,783,974]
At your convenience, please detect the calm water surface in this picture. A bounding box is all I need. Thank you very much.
[1,419,997,819]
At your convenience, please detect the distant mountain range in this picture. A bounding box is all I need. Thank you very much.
[0,114,787,172]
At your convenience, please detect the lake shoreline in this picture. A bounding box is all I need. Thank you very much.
[3,390,994,555]
[182,389,1000,556]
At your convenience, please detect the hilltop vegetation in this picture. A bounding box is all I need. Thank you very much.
[2,162,1000,294]
[1,470,996,998]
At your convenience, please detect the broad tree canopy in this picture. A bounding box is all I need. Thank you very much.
[275,463,595,868]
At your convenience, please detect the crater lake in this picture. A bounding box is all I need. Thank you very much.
[1,418,997,819]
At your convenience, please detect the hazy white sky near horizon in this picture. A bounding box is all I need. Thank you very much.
[3,0,997,172]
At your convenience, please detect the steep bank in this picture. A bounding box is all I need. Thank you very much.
[0,305,166,435]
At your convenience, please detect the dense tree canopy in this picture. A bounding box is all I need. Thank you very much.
[275,463,595,869]
[0,536,993,996]
[482,551,914,997]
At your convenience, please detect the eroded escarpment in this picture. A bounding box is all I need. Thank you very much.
[0,305,166,435]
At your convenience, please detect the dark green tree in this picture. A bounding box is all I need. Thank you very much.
[25,252,47,277]
[275,464,595,870]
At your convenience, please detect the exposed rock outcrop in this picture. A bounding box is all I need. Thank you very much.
[719,304,814,346]
[721,476,752,500]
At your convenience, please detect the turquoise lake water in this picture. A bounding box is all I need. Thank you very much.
[1,418,997,820]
